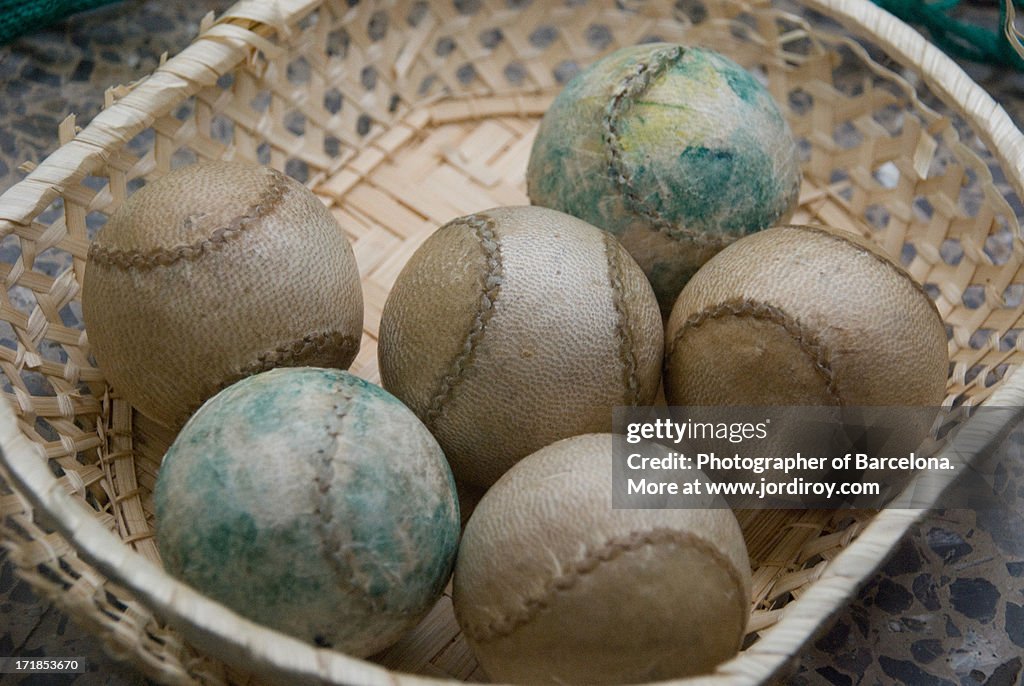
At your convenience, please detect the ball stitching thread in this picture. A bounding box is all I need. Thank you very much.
[88,168,290,271]
[177,331,360,426]
[603,46,734,249]
[458,527,747,643]
[314,387,377,612]
[314,384,420,620]
[670,298,841,403]
[424,214,503,428]
[602,232,641,405]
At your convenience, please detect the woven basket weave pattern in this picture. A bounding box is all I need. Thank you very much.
[1,0,1023,684]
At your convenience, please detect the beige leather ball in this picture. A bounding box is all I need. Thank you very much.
[664,224,948,407]
[83,161,363,429]
[378,206,663,489]
[453,433,752,684]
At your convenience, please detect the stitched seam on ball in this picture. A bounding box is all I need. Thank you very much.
[603,232,641,405]
[315,388,411,619]
[671,298,841,403]
[315,390,364,607]
[234,331,360,378]
[602,46,733,248]
[88,169,290,270]
[176,331,361,426]
[459,528,747,643]
[789,224,942,319]
[423,214,503,428]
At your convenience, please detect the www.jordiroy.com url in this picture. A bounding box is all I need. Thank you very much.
[625,476,881,500]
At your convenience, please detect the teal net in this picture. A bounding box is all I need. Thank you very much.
[871,0,1024,69]
[0,0,121,45]
[0,0,1022,66]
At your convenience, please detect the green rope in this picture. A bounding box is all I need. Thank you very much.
[0,0,122,46]
[871,0,1024,70]
[1,0,1021,68]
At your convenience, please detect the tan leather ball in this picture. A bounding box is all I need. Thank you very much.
[83,161,363,429]
[453,433,752,684]
[664,224,948,407]
[378,206,663,489]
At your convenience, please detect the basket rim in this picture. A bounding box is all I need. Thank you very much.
[2,0,1024,683]
[799,0,1024,205]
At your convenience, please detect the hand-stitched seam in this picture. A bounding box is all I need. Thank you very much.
[176,331,360,426]
[315,389,364,609]
[315,381,419,622]
[234,331,360,378]
[424,214,503,428]
[603,46,733,248]
[603,232,641,406]
[88,168,290,270]
[458,528,747,643]
[669,297,841,403]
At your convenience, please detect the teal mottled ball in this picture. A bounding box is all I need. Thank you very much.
[154,367,460,656]
[527,44,801,314]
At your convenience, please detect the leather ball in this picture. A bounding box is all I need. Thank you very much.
[378,206,663,489]
[155,367,460,656]
[664,224,948,407]
[453,433,751,684]
[82,161,363,428]
[528,43,801,316]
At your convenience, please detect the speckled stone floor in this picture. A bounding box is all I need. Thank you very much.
[1,1,1023,685]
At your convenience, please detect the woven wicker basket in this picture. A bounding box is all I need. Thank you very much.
[1,0,1023,683]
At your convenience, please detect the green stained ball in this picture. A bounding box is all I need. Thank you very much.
[528,43,801,315]
[154,367,460,656]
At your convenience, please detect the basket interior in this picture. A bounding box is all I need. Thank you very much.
[2,0,1023,682]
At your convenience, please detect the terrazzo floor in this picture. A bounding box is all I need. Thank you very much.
[1,1,1024,685]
